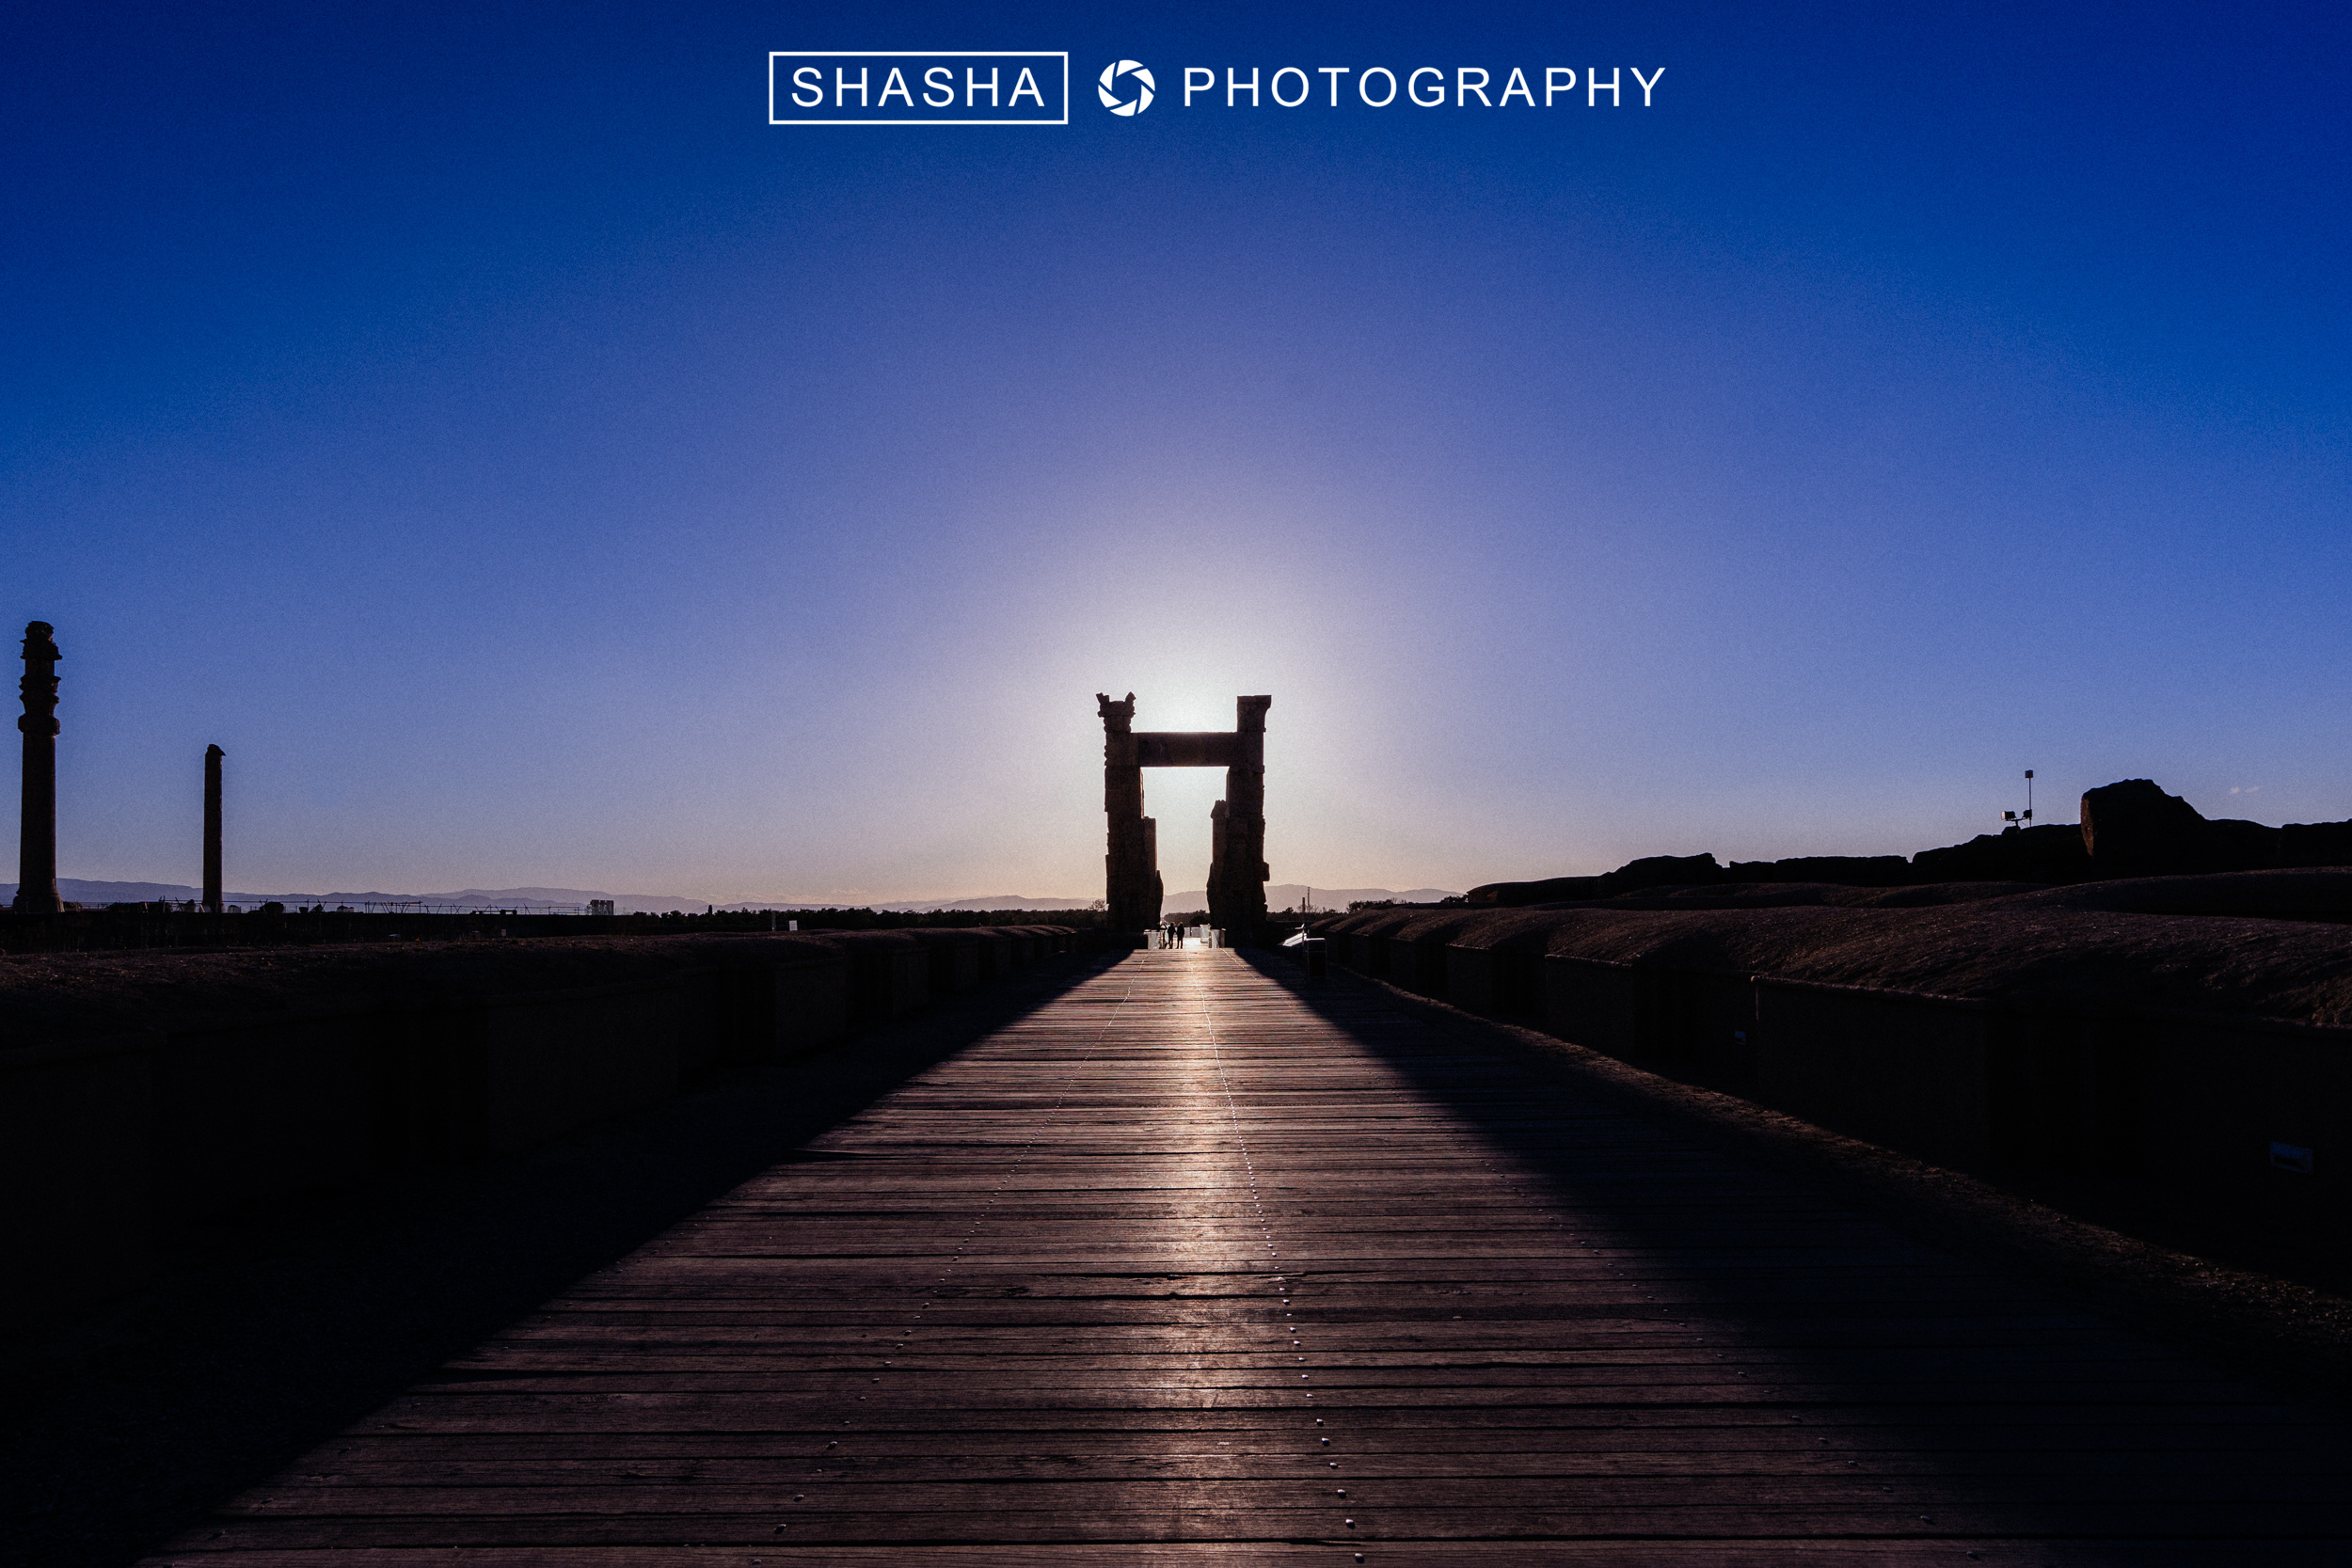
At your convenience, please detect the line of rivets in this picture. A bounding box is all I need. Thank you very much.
[1191,963,1369,1549]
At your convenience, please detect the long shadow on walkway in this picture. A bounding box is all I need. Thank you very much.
[1231,948,2352,1557]
[1,955,1115,1568]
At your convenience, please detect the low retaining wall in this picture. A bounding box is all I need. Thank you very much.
[1318,908,2348,1224]
[0,927,1073,1331]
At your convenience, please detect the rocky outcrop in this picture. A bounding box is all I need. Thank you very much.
[1726,854,1913,886]
[1909,823,2093,884]
[2081,779,2352,879]
[1600,853,1725,894]
[2080,779,2243,877]
[1471,831,2088,905]
[1470,853,1725,907]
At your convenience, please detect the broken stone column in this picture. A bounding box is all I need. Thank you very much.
[14,621,62,913]
[203,744,224,914]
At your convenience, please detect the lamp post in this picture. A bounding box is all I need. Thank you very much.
[2002,769,2035,831]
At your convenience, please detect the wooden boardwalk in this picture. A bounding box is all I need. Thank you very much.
[146,950,2352,1565]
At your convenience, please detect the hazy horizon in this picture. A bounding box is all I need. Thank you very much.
[8,4,2344,903]
[2,876,1464,914]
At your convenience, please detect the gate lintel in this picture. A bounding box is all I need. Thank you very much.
[1134,732,1243,768]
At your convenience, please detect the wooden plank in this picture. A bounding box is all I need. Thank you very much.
[173,1501,2352,1547]
[215,1474,2352,1515]
[110,1547,2313,1567]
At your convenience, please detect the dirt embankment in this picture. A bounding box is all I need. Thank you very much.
[1328,868,2352,1026]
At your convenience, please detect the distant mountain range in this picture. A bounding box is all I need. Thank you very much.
[1169,884,1459,912]
[841,895,1098,912]
[0,878,308,908]
[0,879,1100,915]
[0,879,722,913]
[1,879,1454,915]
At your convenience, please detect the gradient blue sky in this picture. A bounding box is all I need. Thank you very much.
[5,2,2346,903]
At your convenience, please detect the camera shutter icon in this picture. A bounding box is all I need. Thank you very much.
[1098,60,1154,116]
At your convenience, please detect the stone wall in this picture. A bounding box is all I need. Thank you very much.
[0,927,1074,1331]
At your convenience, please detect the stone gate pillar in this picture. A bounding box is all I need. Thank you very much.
[1207,799,1231,926]
[1098,692,1162,931]
[1207,695,1271,935]
[14,621,62,913]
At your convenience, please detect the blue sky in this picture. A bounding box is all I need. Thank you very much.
[4,2,2346,902]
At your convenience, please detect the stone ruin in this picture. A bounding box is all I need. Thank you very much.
[12,622,230,916]
[1097,692,1271,935]
[13,622,62,913]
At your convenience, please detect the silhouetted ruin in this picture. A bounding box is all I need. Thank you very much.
[13,622,61,914]
[1095,694,1156,932]
[1097,692,1271,934]
[203,744,224,914]
[1470,776,2352,906]
[2078,777,2352,877]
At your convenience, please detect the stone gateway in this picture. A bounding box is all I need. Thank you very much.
[1096,692,1271,936]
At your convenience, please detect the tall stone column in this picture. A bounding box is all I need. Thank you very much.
[1208,695,1272,935]
[14,622,62,913]
[1098,692,1161,932]
[203,744,225,913]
